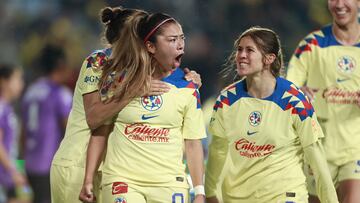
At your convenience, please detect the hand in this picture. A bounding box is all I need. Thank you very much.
[193,194,205,203]
[184,68,202,88]
[300,86,319,102]
[79,183,96,203]
[206,196,220,203]
[143,79,170,96]
[11,170,26,187]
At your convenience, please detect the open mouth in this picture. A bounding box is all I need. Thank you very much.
[175,54,183,63]
[174,53,183,68]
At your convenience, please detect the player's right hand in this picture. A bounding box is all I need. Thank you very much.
[79,183,96,203]
[300,86,319,102]
[11,170,27,186]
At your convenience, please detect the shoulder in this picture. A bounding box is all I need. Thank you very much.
[293,25,337,59]
[56,86,73,103]
[84,48,112,70]
[213,80,246,111]
[272,77,314,121]
[162,68,199,89]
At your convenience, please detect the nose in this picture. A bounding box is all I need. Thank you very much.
[335,0,345,8]
[177,38,184,51]
[236,50,246,59]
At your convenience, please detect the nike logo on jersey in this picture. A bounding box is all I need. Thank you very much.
[336,78,350,83]
[247,130,258,136]
[141,114,159,120]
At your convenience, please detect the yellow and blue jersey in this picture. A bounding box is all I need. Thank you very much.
[101,68,206,188]
[287,24,360,164]
[52,48,111,167]
[207,77,323,201]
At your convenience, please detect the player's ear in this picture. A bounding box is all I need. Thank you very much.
[145,41,156,54]
[264,53,276,65]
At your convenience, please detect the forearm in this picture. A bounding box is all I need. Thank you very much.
[185,139,204,187]
[205,136,228,198]
[83,125,112,184]
[0,143,15,173]
[304,141,339,203]
[84,92,131,129]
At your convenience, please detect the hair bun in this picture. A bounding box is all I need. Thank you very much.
[101,7,116,25]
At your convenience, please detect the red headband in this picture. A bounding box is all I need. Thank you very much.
[143,18,174,43]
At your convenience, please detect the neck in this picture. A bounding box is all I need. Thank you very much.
[332,21,360,45]
[246,71,276,99]
[152,65,172,80]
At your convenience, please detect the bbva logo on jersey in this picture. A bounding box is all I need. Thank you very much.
[141,95,163,111]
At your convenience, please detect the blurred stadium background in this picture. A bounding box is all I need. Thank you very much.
[1,0,353,202]
[0,0,334,100]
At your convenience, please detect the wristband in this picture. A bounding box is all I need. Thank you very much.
[194,185,205,196]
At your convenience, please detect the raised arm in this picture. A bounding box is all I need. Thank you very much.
[84,70,201,130]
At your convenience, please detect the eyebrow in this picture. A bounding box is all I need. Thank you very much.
[164,34,185,38]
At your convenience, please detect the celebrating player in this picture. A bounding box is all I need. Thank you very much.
[205,27,338,203]
[287,0,360,202]
[79,12,206,203]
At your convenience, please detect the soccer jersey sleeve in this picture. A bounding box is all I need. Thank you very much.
[182,89,206,139]
[78,51,108,95]
[208,100,226,139]
[287,34,314,86]
[205,135,228,198]
[205,105,228,197]
[294,111,324,148]
[304,142,339,203]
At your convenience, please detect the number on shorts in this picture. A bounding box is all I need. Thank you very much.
[172,193,184,203]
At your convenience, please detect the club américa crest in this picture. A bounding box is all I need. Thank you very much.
[248,111,261,126]
[337,55,356,74]
[114,197,126,203]
[141,95,163,111]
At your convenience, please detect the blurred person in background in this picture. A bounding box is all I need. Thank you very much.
[51,6,201,203]
[205,27,338,203]
[287,0,360,202]
[21,44,72,203]
[0,64,29,203]
[79,11,205,203]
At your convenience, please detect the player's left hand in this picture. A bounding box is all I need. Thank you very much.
[193,194,205,203]
[184,68,202,88]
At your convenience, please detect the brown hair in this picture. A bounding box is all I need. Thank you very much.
[223,26,284,80]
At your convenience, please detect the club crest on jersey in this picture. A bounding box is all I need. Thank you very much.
[337,56,356,74]
[141,95,163,111]
[114,197,126,203]
[248,111,261,126]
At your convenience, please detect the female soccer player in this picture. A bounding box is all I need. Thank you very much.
[287,0,360,202]
[50,7,201,203]
[79,12,206,203]
[0,64,28,203]
[205,27,338,203]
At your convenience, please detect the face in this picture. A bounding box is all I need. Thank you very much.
[328,0,360,27]
[235,36,265,77]
[147,22,185,73]
[8,69,24,100]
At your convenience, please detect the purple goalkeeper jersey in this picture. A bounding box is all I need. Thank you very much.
[22,78,72,174]
[0,99,18,188]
